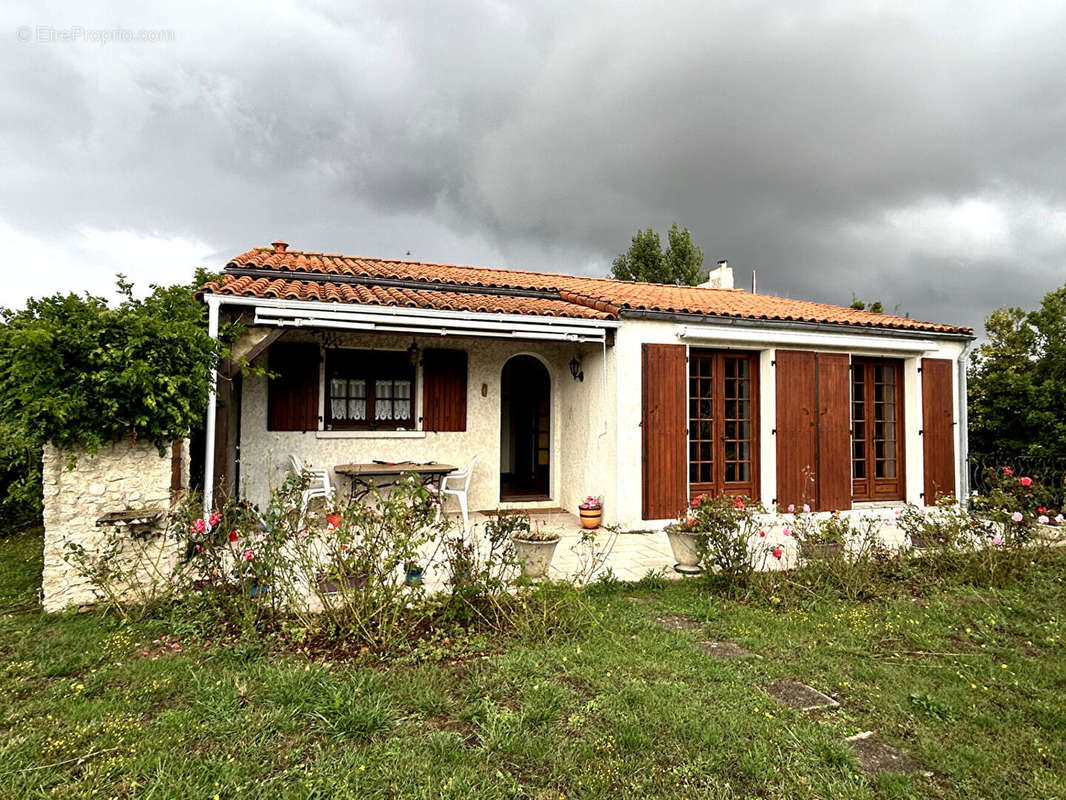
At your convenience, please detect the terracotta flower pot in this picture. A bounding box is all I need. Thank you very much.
[513,537,560,579]
[579,507,602,529]
[665,526,703,574]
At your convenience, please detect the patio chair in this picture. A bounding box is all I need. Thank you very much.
[435,456,477,527]
[288,454,335,514]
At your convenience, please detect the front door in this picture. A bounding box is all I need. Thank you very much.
[500,355,550,500]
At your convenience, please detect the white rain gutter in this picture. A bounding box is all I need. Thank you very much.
[203,295,221,518]
[675,323,939,354]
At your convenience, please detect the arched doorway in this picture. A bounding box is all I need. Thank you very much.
[500,355,551,500]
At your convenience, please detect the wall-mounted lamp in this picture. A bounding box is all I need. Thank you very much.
[407,339,421,365]
[568,356,584,382]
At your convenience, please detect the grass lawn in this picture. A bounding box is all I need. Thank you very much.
[1,527,1064,799]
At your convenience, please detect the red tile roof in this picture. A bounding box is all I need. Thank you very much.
[203,275,614,320]
[199,245,972,335]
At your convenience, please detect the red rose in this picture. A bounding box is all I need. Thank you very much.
[1038,507,1047,513]
[327,513,342,530]
[772,547,783,559]
[759,530,766,537]
[228,530,238,543]
[733,496,745,510]
[1020,477,1033,487]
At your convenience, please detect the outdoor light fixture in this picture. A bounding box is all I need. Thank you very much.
[407,339,421,365]
[569,356,584,382]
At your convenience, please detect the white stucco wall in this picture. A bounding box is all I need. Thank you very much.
[231,319,968,534]
[610,316,970,530]
[237,329,620,521]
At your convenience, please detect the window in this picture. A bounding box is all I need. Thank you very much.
[325,349,415,430]
[688,350,759,499]
[851,358,904,500]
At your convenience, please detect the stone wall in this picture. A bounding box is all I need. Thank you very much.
[42,439,187,612]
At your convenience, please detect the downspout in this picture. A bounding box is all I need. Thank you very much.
[957,339,974,508]
[203,295,221,519]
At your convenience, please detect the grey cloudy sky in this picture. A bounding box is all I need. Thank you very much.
[3,0,1066,333]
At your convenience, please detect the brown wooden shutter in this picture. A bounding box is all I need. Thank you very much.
[641,343,687,520]
[776,350,818,510]
[267,342,320,432]
[422,348,468,432]
[921,358,956,502]
[777,350,855,511]
[816,353,853,511]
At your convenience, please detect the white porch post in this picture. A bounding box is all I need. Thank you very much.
[203,295,221,518]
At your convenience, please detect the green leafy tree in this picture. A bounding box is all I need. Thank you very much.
[610,223,704,285]
[0,277,222,529]
[968,284,1066,458]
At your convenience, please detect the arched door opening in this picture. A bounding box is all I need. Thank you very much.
[500,355,550,500]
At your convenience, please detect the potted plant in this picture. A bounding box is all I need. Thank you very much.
[664,513,705,575]
[505,514,560,579]
[579,495,603,529]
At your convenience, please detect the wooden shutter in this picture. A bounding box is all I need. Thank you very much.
[776,350,818,509]
[922,358,956,502]
[777,350,855,511]
[641,343,688,520]
[267,342,320,432]
[816,353,852,511]
[422,348,468,432]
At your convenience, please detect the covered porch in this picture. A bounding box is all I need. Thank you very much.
[203,294,620,522]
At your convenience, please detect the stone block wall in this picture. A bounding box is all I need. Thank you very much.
[42,439,187,612]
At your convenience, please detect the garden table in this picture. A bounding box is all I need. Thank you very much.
[334,462,456,502]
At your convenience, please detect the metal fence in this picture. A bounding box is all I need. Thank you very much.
[968,453,1066,505]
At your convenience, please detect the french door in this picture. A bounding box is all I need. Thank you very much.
[688,350,759,501]
[851,358,905,500]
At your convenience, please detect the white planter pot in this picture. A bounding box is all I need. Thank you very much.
[665,527,703,574]
[514,538,560,579]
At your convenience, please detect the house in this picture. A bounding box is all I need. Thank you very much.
[198,242,974,529]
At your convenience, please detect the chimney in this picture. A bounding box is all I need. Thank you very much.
[271,240,289,254]
[700,259,734,290]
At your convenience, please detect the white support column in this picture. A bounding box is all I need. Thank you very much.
[203,296,221,518]
[759,348,776,509]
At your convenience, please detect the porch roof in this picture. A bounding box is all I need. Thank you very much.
[198,243,974,336]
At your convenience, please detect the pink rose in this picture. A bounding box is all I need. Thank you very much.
[1011,511,1023,523]
[208,512,222,527]
[802,504,811,513]
[1003,467,1013,475]
[991,534,1003,546]
[787,504,795,513]
[1039,515,1050,525]
[242,549,254,561]
[783,527,791,537]
[1019,477,1033,487]
[190,518,206,534]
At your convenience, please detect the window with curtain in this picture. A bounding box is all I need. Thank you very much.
[325,349,415,430]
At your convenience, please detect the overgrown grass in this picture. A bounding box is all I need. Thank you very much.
[1,527,1064,798]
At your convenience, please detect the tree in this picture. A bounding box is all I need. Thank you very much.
[0,276,223,529]
[968,283,1066,459]
[610,223,705,285]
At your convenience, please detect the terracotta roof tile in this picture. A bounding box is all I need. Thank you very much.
[202,246,972,335]
[201,275,615,320]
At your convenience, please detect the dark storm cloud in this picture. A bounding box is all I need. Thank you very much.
[2,0,1066,332]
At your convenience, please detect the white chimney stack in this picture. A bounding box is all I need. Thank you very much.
[700,260,734,290]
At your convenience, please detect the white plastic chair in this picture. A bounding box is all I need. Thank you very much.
[435,456,477,526]
[289,454,335,514]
